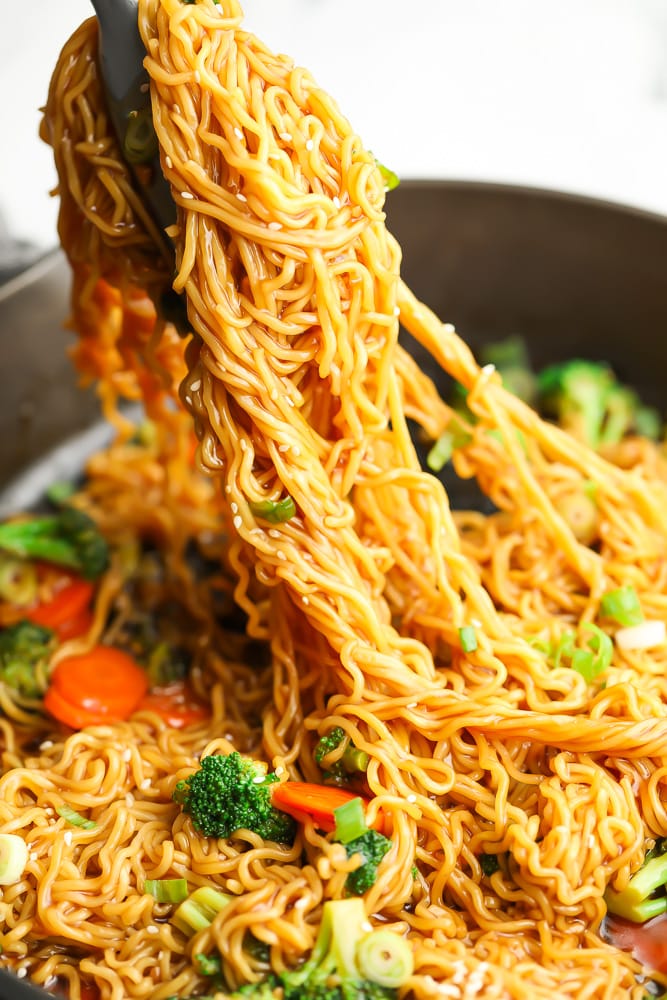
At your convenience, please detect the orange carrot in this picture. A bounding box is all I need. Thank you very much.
[270,781,381,833]
[29,576,94,640]
[44,646,148,730]
[136,682,209,728]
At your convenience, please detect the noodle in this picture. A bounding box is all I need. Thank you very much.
[0,1,666,997]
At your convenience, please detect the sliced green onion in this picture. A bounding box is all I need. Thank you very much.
[172,885,231,936]
[0,833,29,885]
[0,555,38,606]
[249,496,296,523]
[46,481,76,506]
[634,406,661,440]
[375,159,400,191]
[356,928,414,987]
[426,432,454,472]
[600,586,643,627]
[56,804,96,829]
[145,877,189,904]
[458,626,478,653]
[123,108,159,164]
[572,624,613,682]
[333,796,368,845]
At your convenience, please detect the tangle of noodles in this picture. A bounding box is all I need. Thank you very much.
[0,1,666,998]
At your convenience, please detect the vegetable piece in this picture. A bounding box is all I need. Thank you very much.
[123,107,159,164]
[249,497,296,524]
[136,682,209,729]
[195,952,222,977]
[0,508,109,580]
[375,159,400,191]
[426,417,473,473]
[356,928,414,988]
[56,804,96,829]
[270,781,377,834]
[537,360,614,449]
[278,897,409,999]
[342,830,393,896]
[46,481,76,506]
[0,556,38,606]
[479,853,501,876]
[28,575,95,640]
[605,844,667,923]
[600,586,644,627]
[172,885,231,936]
[458,626,478,653]
[145,642,189,687]
[173,752,296,844]
[615,620,666,652]
[144,878,189,904]
[0,620,55,697]
[544,625,612,682]
[558,492,599,546]
[479,335,537,404]
[0,832,29,885]
[44,645,149,729]
[334,797,368,845]
[314,727,370,782]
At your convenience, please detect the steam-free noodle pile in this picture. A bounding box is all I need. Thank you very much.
[1,1,667,997]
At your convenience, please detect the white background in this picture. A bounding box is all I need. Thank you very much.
[3,0,667,256]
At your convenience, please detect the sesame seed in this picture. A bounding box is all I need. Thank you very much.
[181,191,194,200]
[64,831,73,846]
[225,485,232,493]
[268,221,282,231]
[30,852,38,861]
[190,379,201,392]
[194,71,200,83]
[279,132,292,142]
[165,155,173,169]
[393,306,400,316]
[237,192,247,202]
[230,502,238,513]
[140,779,151,791]
[268,529,281,539]
[305,139,314,151]
[173,105,181,115]
[126,793,135,807]
[122,749,132,762]
[278,444,289,452]
[233,515,243,530]
[407,794,417,804]
[40,740,54,750]
[302,596,309,605]
[292,446,301,457]
[285,398,294,407]
[407,702,418,708]
[17,969,27,980]
[481,363,496,376]
[234,127,244,140]
[277,550,287,561]
[332,196,341,209]
[147,925,160,935]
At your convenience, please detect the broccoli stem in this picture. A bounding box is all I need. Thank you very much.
[0,509,109,580]
[605,848,667,923]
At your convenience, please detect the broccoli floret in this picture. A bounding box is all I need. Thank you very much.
[0,508,109,580]
[479,853,501,877]
[537,359,662,450]
[480,335,537,404]
[173,752,296,844]
[0,621,55,697]
[314,728,369,783]
[342,830,392,896]
[605,840,667,923]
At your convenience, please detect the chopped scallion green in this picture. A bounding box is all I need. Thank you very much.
[600,586,643,627]
[375,159,400,191]
[56,804,96,829]
[144,877,189,904]
[333,796,368,845]
[458,626,478,653]
[249,496,296,524]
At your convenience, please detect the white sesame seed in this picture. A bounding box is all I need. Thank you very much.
[30,852,38,862]
[233,515,243,530]
[268,529,281,539]
[194,71,200,83]
[190,379,201,391]
[268,221,282,231]
[17,969,27,980]
[234,127,244,140]
[393,306,400,316]
[305,139,314,151]
[279,132,292,142]
[140,779,151,791]
[147,925,160,935]
[481,363,496,376]
[278,444,289,452]
[302,596,309,605]
[45,808,54,817]
[40,740,54,750]
[277,551,287,561]
[64,831,73,846]
[407,794,417,804]
[225,485,232,494]
[165,155,173,169]
[332,196,341,209]
[237,192,247,202]
[122,749,132,762]
[181,191,195,200]
[285,398,294,407]
[230,502,238,514]
[291,446,301,457]
[407,702,418,708]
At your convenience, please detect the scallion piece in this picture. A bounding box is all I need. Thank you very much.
[249,496,296,523]
[375,159,400,191]
[144,877,189,904]
[458,626,478,653]
[333,796,368,845]
[572,624,613,682]
[56,804,96,830]
[426,432,453,472]
[356,928,414,987]
[600,586,643,627]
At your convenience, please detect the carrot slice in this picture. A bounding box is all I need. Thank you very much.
[45,646,148,730]
[29,577,94,640]
[136,682,209,728]
[270,781,381,833]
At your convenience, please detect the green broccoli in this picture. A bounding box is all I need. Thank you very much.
[605,839,667,923]
[479,335,537,404]
[226,898,412,1000]
[537,359,662,450]
[0,621,56,697]
[479,853,501,877]
[0,508,109,580]
[173,752,296,844]
[314,728,370,783]
[342,830,392,896]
